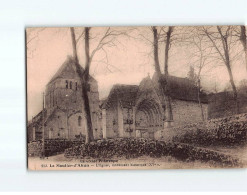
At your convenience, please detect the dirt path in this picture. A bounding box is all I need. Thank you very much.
[205,145,247,163]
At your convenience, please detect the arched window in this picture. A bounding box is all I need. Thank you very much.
[70,81,72,89]
[65,80,68,88]
[78,116,82,126]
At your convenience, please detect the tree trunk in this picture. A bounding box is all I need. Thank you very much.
[196,62,205,121]
[197,78,205,121]
[244,48,247,73]
[152,27,161,76]
[217,26,239,114]
[240,26,247,72]
[225,61,239,114]
[70,27,79,63]
[224,44,239,114]
[70,27,94,143]
[83,27,94,143]
[164,26,173,121]
[164,27,173,76]
[152,27,170,123]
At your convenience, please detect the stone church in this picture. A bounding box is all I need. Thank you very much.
[28,56,208,142]
[100,73,208,140]
[28,56,103,142]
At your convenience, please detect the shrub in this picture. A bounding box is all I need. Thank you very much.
[173,113,247,147]
[28,139,83,157]
[64,138,242,168]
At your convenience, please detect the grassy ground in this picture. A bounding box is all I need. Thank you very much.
[205,144,247,163]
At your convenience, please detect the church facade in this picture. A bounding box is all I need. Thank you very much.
[28,56,208,142]
[28,56,103,142]
[100,73,208,140]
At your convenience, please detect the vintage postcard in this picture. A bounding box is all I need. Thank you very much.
[27,26,247,170]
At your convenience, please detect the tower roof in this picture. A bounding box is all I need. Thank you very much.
[48,56,96,85]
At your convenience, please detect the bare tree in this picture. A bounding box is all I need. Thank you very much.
[187,27,216,121]
[152,27,162,75]
[240,25,247,72]
[70,27,79,62]
[139,26,176,125]
[26,28,46,59]
[202,26,239,113]
[164,27,174,75]
[70,27,94,143]
[70,27,128,142]
[151,26,173,126]
[163,26,174,122]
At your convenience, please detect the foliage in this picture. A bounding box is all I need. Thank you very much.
[28,139,83,157]
[28,140,43,157]
[173,113,247,147]
[187,65,197,85]
[64,138,242,168]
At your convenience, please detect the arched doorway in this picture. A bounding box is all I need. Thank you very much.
[135,98,163,139]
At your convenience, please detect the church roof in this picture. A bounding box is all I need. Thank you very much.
[166,75,208,103]
[101,74,208,110]
[152,73,208,103]
[28,109,47,128]
[101,84,139,109]
[48,56,96,85]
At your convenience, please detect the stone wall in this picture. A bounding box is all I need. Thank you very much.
[45,110,68,139]
[103,103,136,138]
[68,112,86,139]
[27,110,45,142]
[122,107,135,138]
[102,93,208,140]
[172,99,208,126]
[153,99,208,141]
[30,71,102,140]
[27,124,35,142]
[208,91,247,119]
[103,101,118,138]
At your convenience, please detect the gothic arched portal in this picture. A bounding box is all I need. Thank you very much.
[135,98,164,139]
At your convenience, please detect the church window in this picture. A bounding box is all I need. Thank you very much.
[113,119,116,125]
[75,82,78,91]
[65,80,68,88]
[78,116,82,126]
[70,81,72,89]
[99,113,102,119]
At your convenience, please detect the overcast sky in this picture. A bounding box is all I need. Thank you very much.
[27,26,247,120]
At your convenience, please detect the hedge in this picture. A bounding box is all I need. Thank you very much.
[64,138,242,168]
[28,139,83,157]
[173,113,247,147]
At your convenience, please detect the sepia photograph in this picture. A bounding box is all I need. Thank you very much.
[26,25,247,170]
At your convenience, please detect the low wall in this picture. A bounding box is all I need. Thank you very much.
[28,139,84,157]
[208,91,247,119]
[28,141,43,157]
[154,122,205,142]
[154,113,247,143]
